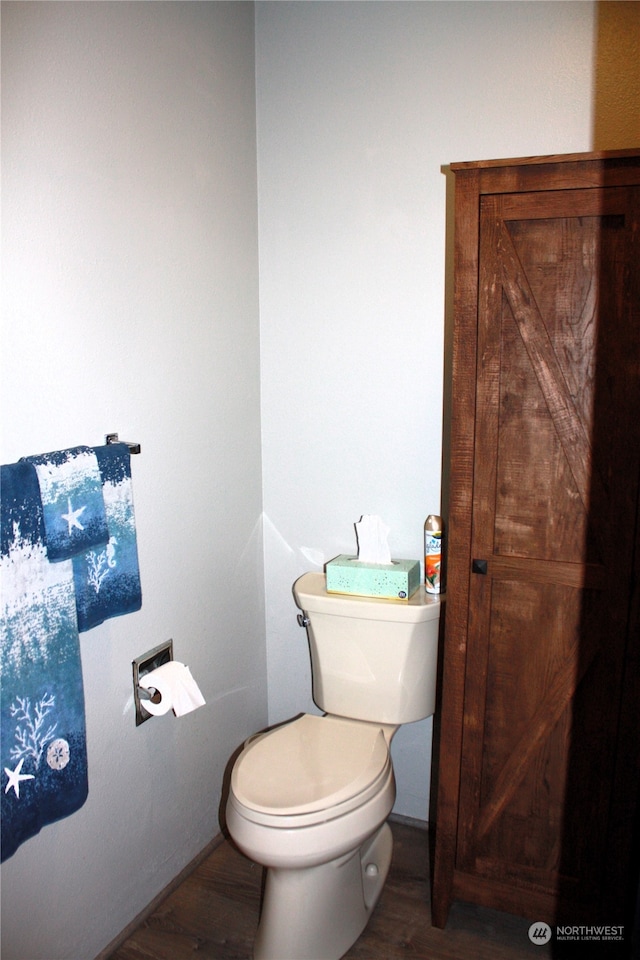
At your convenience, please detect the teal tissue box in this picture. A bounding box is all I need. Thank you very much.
[325,555,420,601]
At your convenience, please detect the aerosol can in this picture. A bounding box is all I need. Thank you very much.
[424,515,443,595]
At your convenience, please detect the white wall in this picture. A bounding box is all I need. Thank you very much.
[256,0,596,820]
[0,4,265,960]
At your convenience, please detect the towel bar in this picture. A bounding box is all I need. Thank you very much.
[105,433,141,455]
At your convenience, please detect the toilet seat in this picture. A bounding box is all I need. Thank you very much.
[230,714,391,828]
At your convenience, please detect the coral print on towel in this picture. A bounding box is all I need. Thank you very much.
[7,693,71,791]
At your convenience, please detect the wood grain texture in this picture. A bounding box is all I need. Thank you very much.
[431,151,640,940]
[429,166,480,930]
[106,821,554,960]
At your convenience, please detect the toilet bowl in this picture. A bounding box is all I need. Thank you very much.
[226,713,397,960]
[228,713,396,868]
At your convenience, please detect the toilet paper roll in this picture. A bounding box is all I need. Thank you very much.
[139,661,206,717]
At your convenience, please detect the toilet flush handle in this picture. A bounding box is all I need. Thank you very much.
[297,614,310,628]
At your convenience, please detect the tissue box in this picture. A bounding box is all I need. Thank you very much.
[325,555,420,601]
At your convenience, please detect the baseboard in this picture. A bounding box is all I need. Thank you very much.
[93,832,226,960]
[389,812,429,831]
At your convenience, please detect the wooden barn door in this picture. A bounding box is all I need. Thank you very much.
[454,185,640,923]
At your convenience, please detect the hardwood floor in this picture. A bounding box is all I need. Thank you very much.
[107,819,553,960]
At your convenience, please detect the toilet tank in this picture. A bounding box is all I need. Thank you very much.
[293,572,442,724]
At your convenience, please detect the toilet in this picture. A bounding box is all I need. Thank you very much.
[226,571,442,960]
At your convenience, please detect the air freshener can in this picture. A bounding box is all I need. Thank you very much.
[424,515,442,595]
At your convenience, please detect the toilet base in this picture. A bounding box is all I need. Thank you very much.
[253,821,393,960]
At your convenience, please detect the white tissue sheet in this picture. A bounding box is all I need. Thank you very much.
[354,514,392,565]
[140,661,206,717]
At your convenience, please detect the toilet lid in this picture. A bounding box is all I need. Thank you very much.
[231,714,390,817]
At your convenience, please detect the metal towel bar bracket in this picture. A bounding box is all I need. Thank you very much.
[105,433,141,455]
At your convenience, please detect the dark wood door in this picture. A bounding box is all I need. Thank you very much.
[432,154,640,934]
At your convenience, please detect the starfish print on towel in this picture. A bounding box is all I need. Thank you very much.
[61,497,87,534]
[4,759,35,799]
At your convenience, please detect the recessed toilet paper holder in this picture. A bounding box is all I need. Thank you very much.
[133,640,174,726]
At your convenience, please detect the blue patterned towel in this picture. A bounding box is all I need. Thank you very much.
[73,442,142,632]
[25,446,109,562]
[1,461,88,862]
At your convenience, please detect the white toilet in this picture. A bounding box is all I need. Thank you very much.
[226,571,442,960]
